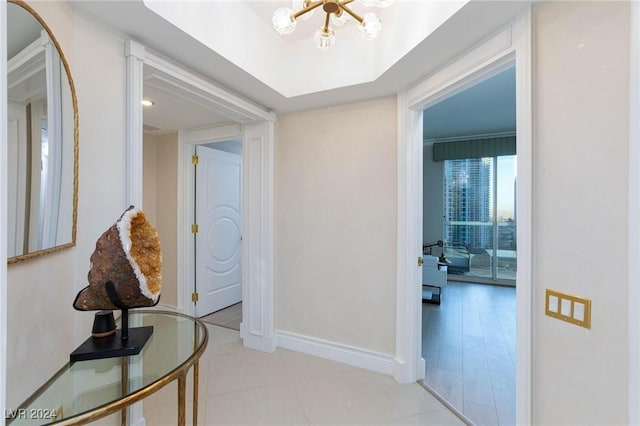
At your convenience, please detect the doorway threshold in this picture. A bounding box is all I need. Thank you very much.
[418,380,474,426]
[200,302,242,331]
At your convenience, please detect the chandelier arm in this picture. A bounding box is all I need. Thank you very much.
[292,0,324,20]
[339,4,363,23]
[323,12,331,33]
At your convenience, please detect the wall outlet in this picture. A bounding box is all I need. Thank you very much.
[545,289,591,329]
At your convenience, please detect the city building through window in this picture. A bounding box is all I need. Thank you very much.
[443,155,516,282]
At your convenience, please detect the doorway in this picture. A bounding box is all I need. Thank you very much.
[131,42,276,353]
[421,66,517,425]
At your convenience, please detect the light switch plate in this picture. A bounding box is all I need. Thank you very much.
[574,302,585,322]
[545,289,591,329]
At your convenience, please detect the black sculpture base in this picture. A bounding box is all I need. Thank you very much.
[70,326,153,362]
[70,282,159,363]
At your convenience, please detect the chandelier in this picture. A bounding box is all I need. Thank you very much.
[272,0,393,50]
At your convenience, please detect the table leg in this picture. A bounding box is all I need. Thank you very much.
[193,361,199,425]
[178,373,186,426]
[121,357,129,426]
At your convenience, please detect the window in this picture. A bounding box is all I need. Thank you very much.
[443,155,516,281]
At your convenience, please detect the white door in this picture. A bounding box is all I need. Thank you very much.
[195,145,242,316]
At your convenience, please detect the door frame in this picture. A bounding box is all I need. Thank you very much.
[1,0,8,418]
[394,8,533,424]
[629,2,640,424]
[125,41,277,353]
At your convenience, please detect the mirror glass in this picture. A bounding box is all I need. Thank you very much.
[6,1,78,263]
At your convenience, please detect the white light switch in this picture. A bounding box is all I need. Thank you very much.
[561,299,572,316]
[573,302,585,322]
[548,295,559,313]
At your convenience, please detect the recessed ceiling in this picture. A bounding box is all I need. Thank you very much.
[143,0,469,97]
[71,0,529,113]
[71,0,531,115]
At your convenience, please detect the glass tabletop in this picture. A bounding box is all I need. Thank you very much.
[8,310,208,425]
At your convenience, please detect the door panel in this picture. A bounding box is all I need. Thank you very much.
[195,145,242,316]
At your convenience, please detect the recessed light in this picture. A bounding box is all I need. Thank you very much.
[142,99,155,107]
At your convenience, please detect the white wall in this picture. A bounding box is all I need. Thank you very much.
[143,132,178,308]
[6,0,129,409]
[143,133,158,225]
[275,97,397,354]
[532,2,630,424]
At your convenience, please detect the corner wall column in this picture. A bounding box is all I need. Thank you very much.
[241,120,276,353]
[629,2,640,424]
[125,40,145,209]
[124,39,146,426]
[394,91,423,383]
[513,8,533,425]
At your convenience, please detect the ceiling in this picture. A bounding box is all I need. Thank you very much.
[7,2,42,58]
[68,0,530,134]
[142,66,233,134]
[423,66,516,140]
[7,4,47,105]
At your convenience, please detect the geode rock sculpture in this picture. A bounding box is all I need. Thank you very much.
[73,206,162,311]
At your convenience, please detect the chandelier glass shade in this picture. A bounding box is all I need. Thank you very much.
[272,0,392,50]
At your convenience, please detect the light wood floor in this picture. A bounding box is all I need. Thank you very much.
[200,302,242,331]
[422,281,515,426]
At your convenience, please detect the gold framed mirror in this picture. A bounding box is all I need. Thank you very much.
[6,0,78,263]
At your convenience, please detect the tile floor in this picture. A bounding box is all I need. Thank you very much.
[141,324,465,425]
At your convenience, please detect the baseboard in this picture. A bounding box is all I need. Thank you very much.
[241,323,277,353]
[276,330,394,376]
[392,355,427,383]
[155,303,180,312]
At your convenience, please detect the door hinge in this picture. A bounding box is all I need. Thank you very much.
[418,257,423,267]
[192,224,198,234]
[192,292,199,303]
[192,155,199,165]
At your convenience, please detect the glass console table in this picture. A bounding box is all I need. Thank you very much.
[7,310,208,426]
